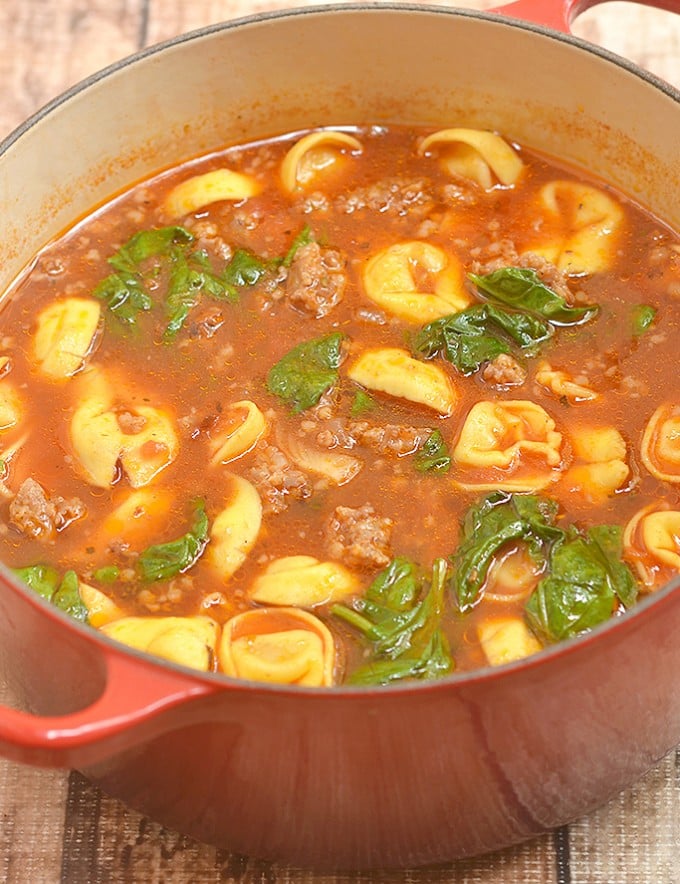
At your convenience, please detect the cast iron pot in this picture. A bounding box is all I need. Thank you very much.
[0,1,679,870]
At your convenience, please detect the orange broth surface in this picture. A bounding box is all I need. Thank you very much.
[1,124,679,684]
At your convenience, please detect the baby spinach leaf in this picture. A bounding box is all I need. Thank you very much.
[282,225,314,267]
[525,525,637,642]
[14,564,60,602]
[52,570,89,622]
[350,388,376,417]
[267,332,345,413]
[93,273,154,327]
[469,267,598,326]
[223,249,268,288]
[414,430,451,474]
[137,499,209,582]
[451,492,564,612]
[413,303,551,375]
[632,304,657,336]
[332,558,454,685]
[108,226,193,275]
[14,565,88,622]
[92,565,120,584]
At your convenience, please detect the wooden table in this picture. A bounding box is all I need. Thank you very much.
[0,2,679,882]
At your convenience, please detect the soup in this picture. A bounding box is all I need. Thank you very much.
[1,124,678,686]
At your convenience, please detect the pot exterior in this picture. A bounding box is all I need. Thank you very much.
[0,5,679,869]
[79,591,680,868]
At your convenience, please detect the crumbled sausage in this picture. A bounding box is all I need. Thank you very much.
[349,422,433,457]
[284,241,346,318]
[482,353,526,388]
[9,478,85,540]
[325,504,393,570]
[247,442,312,515]
[335,177,434,217]
[470,238,577,304]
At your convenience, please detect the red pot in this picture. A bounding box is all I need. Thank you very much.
[0,1,679,869]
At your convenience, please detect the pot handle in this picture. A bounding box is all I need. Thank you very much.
[492,0,680,34]
[0,651,217,769]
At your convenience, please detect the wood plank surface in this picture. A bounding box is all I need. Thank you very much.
[0,2,679,882]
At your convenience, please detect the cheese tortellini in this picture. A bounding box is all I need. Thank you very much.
[562,425,629,502]
[249,555,358,607]
[219,607,335,686]
[347,347,458,416]
[528,181,625,274]
[624,505,680,591]
[280,130,362,193]
[362,241,469,323]
[535,361,598,404]
[0,380,22,432]
[453,400,563,491]
[641,404,680,483]
[417,128,524,189]
[209,400,267,466]
[478,617,543,667]
[101,615,219,672]
[69,371,179,488]
[32,298,101,379]
[209,474,262,580]
[163,168,261,218]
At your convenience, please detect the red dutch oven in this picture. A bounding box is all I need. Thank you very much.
[0,1,679,869]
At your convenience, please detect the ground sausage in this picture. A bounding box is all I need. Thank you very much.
[335,177,434,218]
[482,353,526,388]
[9,477,85,540]
[349,422,433,457]
[247,442,312,515]
[285,241,346,318]
[325,503,393,570]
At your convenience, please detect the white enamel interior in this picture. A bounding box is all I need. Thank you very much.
[0,5,678,293]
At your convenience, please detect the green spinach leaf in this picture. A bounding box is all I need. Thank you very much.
[14,565,88,622]
[632,304,657,336]
[451,492,563,612]
[414,430,451,474]
[282,225,314,267]
[350,388,376,417]
[332,557,454,685]
[137,499,209,582]
[267,332,345,413]
[525,524,637,641]
[469,267,598,326]
[413,303,551,375]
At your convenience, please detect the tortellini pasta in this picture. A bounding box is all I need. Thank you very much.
[478,617,543,667]
[280,130,362,193]
[362,241,469,324]
[69,371,179,488]
[209,474,262,579]
[282,434,361,486]
[527,181,625,274]
[79,581,125,628]
[624,505,680,591]
[535,361,598,404]
[99,488,174,549]
[0,380,22,432]
[101,615,219,672]
[249,555,358,607]
[417,128,524,189]
[163,168,261,218]
[562,425,629,502]
[218,607,335,686]
[641,404,680,483]
[453,400,563,491]
[209,400,267,466]
[347,348,458,416]
[32,298,101,379]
